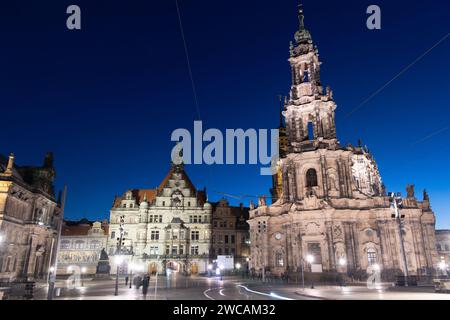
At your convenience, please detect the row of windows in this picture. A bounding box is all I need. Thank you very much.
[189,215,209,223]
[213,221,234,228]
[212,247,236,256]
[61,240,102,250]
[437,244,450,251]
[149,215,163,223]
[212,234,235,244]
[150,230,201,241]
[121,201,199,208]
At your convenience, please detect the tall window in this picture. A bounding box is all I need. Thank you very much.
[367,248,377,266]
[151,231,159,240]
[111,231,115,239]
[306,168,318,187]
[61,240,71,249]
[150,246,159,255]
[276,251,284,267]
[224,235,229,244]
[191,231,199,241]
[190,245,199,255]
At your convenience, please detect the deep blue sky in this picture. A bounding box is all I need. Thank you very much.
[1,1,449,228]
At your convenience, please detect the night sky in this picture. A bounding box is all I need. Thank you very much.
[1,1,449,228]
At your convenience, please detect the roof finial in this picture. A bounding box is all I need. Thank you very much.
[5,152,14,175]
[277,95,284,127]
[298,1,305,30]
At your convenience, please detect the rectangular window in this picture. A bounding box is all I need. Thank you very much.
[225,235,229,244]
[191,231,200,241]
[225,248,229,255]
[149,215,154,223]
[158,215,163,223]
[151,230,159,240]
[179,246,184,255]
[111,231,115,239]
[165,245,170,255]
[190,245,199,255]
[193,216,198,223]
[189,216,193,223]
[231,235,235,244]
[172,246,177,255]
[150,246,159,255]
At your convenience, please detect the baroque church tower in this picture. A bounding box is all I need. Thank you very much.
[250,3,438,280]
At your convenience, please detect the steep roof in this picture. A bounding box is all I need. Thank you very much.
[112,164,206,208]
[61,219,109,236]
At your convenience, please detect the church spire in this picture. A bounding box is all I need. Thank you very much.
[298,1,305,30]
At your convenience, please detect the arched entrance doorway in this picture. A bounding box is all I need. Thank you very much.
[190,263,199,274]
[148,262,158,275]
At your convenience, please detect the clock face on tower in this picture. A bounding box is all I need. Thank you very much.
[274,232,282,240]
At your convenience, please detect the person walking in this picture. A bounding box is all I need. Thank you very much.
[142,274,150,299]
[125,276,129,286]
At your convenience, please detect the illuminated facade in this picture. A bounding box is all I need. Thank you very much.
[108,163,212,275]
[0,153,61,282]
[248,5,439,280]
[57,219,109,275]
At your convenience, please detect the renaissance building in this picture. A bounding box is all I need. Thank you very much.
[248,4,438,280]
[108,162,212,275]
[57,219,109,275]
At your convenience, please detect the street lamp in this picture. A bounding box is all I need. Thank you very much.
[207,264,213,277]
[81,267,86,287]
[306,255,314,289]
[114,255,124,296]
[338,258,346,267]
[438,261,448,277]
[235,263,241,277]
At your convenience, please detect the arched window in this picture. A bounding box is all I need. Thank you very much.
[367,248,377,266]
[306,168,318,187]
[275,251,284,267]
[437,244,442,251]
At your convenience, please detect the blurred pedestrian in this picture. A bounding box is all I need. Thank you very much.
[142,275,150,299]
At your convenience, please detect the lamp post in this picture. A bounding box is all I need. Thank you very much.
[306,254,314,289]
[338,258,346,286]
[235,263,241,277]
[81,267,86,287]
[114,215,126,296]
[389,192,409,286]
[207,264,213,277]
[438,261,448,277]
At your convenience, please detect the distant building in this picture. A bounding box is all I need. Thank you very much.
[0,152,62,282]
[108,162,212,275]
[211,199,250,268]
[57,219,109,275]
[436,230,450,267]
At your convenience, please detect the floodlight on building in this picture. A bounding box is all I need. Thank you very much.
[306,255,314,264]
[235,263,241,270]
[338,258,346,266]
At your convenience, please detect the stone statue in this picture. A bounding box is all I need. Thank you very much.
[258,196,267,207]
[95,249,111,279]
[406,184,415,198]
[249,200,254,210]
[423,189,429,201]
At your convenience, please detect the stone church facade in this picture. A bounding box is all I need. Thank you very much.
[108,163,212,275]
[248,5,438,280]
[0,153,62,282]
